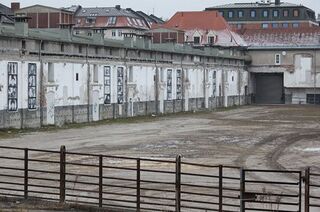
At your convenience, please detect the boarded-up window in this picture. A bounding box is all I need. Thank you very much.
[28,63,37,110]
[8,62,18,111]
[93,65,99,83]
[104,66,111,104]
[117,67,124,104]
[176,70,182,100]
[48,63,54,82]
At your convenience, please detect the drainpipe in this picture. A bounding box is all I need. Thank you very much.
[155,51,159,114]
[39,40,44,127]
[124,48,129,117]
[314,49,317,105]
[180,54,184,111]
[86,44,90,122]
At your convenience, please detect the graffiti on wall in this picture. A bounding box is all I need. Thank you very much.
[117,67,124,104]
[176,69,182,100]
[28,63,37,110]
[167,69,172,100]
[104,66,111,105]
[8,62,18,111]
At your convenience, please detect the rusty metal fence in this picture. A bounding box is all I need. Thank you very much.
[0,145,318,212]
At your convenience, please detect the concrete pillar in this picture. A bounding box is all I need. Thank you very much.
[183,69,190,111]
[158,82,166,114]
[127,83,137,117]
[204,69,210,109]
[222,70,228,107]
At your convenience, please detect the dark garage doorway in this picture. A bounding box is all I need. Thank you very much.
[254,73,284,104]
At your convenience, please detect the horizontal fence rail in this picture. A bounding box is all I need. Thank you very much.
[0,145,318,212]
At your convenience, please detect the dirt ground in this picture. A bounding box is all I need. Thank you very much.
[0,105,320,211]
[1,105,320,170]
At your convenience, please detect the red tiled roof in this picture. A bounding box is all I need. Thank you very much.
[160,11,229,31]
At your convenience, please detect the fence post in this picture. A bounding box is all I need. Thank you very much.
[60,145,66,203]
[99,155,103,208]
[137,158,141,212]
[305,167,310,212]
[175,155,181,212]
[219,165,223,212]
[240,168,245,212]
[24,148,28,200]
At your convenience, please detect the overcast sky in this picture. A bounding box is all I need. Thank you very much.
[2,0,318,19]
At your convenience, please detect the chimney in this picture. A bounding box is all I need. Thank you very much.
[275,0,281,5]
[115,5,121,10]
[11,2,20,12]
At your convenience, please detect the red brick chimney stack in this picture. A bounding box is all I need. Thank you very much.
[11,2,20,12]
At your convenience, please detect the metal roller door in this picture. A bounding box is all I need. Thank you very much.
[255,73,284,104]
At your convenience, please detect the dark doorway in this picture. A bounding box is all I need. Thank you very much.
[255,73,284,104]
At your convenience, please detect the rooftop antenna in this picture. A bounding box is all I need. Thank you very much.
[152,8,155,15]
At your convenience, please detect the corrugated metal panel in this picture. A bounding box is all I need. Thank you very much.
[27,13,37,28]
[38,13,49,28]
[49,13,59,28]
[255,73,284,104]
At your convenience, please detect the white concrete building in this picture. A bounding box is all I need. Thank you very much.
[0,20,250,129]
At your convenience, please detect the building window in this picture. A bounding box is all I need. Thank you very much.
[293,23,300,28]
[112,30,116,37]
[108,16,117,25]
[48,63,54,82]
[193,36,200,44]
[212,71,216,98]
[283,10,289,17]
[28,63,37,110]
[228,11,234,18]
[117,67,124,104]
[118,30,122,37]
[8,62,18,112]
[250,10,256,18]
[262,23,269,29]
[272,23,279,28]
[176,70,182,100]
[275,54,281,65]
[208,36,215,44]
[238,11,244,18]
[85,18,96,24]
[273,10,279,17]
[293,9,300,17]
[60,43,64,52]
[167,69,172,100]
[194,36,200,44]
[40,42,45,51]
[263,10,269,18]
[219,11,224,17]
[79,45,82,53]
[22,40,26,49]
[104,66,111,105]
[282,23,289,28]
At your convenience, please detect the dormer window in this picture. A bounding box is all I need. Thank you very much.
[194,36,200,44]
[208,36,216,44]
[108,17,117,25]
